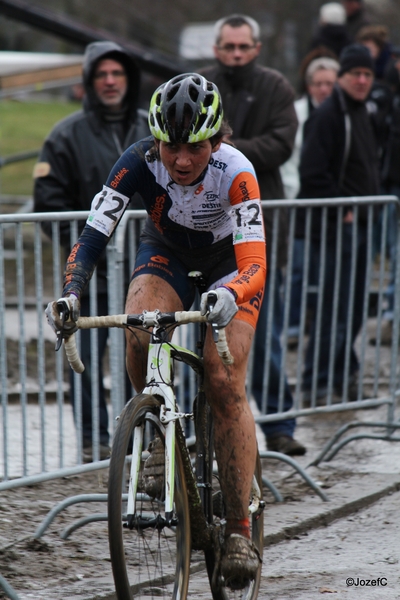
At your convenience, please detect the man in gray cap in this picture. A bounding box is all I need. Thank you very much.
[296,43,379,402]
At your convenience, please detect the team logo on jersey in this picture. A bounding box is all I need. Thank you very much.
[209,156,228,172]
[150,255,169,265]
[249,289,263,311]
[239,180,250,202]
[150,194,166,234]
[110,167,129,189]
[195,184,204,195]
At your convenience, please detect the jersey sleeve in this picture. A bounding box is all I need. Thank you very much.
[61,142,147,298]
[62,225,109,297]
[224,171,267,304]
[61,183,131,298]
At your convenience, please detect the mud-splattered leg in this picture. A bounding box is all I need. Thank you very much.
[124,274,183,391]
[203,319,257,537]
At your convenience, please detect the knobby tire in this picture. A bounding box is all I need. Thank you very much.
[204,452,264,600]
[108,393,191,600]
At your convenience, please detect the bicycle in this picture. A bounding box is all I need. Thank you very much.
[58,272,265,600]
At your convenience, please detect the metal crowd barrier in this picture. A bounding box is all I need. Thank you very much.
[256,195,400,464]
[0,208,190,490]
[1,196,400,491]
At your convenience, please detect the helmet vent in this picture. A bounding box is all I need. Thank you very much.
[193,113,207,134]
[155,91,162,106]
[155,112,165,132]
[166,85,179,101]
[188,84,199,102]
[203,93,214,107]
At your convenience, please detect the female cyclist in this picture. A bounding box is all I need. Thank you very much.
[46,72,267,587]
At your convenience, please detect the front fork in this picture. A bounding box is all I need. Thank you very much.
[127,340,185,524]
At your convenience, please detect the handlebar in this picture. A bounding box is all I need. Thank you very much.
[62,310,234,373]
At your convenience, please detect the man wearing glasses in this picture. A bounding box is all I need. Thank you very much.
[202,14,306,456]
[34,41,149,462]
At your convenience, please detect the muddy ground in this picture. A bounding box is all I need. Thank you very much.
[1,222,398,598]
[1,400,399,600]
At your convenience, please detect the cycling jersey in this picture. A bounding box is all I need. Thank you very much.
[63,137,266,308]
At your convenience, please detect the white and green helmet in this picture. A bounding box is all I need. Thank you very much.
[148,72,223,143]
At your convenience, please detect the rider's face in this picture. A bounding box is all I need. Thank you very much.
[157,140,221,185]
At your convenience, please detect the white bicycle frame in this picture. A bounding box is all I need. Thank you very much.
[62,309,260,523]
[128,330,199,521]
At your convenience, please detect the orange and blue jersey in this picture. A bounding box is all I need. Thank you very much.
[63,137,267,323]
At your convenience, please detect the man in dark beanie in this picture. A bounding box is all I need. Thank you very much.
[34,41,149,462]
[296,42,379,403]
[338,41,374,76]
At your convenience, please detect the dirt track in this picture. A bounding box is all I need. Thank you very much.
[2,401,400,599]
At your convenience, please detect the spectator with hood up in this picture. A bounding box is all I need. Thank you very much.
[34,41,149,462]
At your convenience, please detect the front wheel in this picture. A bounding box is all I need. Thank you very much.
[108,393,191,600]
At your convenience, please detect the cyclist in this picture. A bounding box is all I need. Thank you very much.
[46,72,266,587]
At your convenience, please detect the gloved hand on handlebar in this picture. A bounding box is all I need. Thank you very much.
[200,286,238,328]
[45,294,81,337]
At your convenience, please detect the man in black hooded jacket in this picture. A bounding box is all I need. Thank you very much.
[297,43,379,401]
[34,41,149,461]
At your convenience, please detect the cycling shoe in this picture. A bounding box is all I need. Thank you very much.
[221,533,261,589]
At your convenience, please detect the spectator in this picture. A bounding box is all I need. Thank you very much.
[355,26,393,166]
[341,0,371,41]
[297,46,339,96]
[280,57,340,347]
[33,41,149,462]
[355,26,395,344]
[356,25,393,148]
[370,49,400,345]
[201,14,305,455]
[356,25,392,81]
[297,43,379,401]
[310,3,352,59]
[281,57,340,200]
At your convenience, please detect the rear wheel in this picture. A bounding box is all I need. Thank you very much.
[108,393,191,600]
[204,453,264,600]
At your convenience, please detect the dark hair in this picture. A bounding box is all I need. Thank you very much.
[149,119,232,159]
[356,25,390,51]
[214,14,260,45]
[209,119,232,147]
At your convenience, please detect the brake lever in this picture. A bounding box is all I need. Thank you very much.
[206,291,219,343]
[55,300,70,351]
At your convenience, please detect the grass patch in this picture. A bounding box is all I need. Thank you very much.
[0,99,80,196]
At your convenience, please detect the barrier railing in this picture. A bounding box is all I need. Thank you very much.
[1,196,399,490]
[0,210,146,488]
[256,196,400,465]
